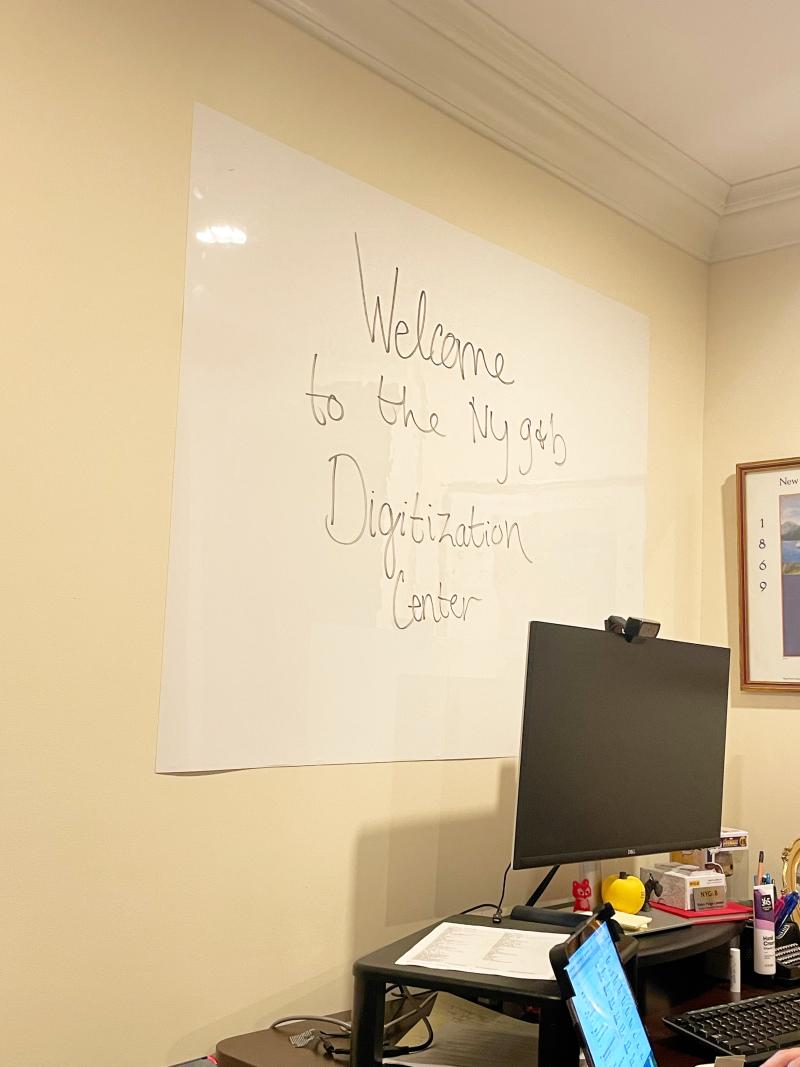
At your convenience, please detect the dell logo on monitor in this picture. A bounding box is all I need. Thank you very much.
[627,849,636,855]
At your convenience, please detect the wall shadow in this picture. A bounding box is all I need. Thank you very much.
[350,759,573,964]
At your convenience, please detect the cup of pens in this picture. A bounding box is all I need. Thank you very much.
[775,890,800,937]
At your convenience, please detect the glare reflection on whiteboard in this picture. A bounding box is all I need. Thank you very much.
[195,224,247,245]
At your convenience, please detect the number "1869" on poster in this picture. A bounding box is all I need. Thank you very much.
[737,456,800,691]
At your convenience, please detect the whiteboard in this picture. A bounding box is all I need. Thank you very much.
[156,104,650,772]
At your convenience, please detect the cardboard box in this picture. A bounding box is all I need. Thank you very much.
[670,827,749,867]
[640,863,727,911]
[670,828,750,904]
[718,827,749,851]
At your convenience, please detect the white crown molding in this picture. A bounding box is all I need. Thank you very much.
[714,191,800,262]
[726,166,800,212]
[712,167,800,261]
[392,0,727,214]
[253,0,800,264]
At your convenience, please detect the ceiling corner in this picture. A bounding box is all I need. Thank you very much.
[254,0,800,265]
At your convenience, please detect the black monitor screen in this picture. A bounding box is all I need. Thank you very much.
[513,621,730,869]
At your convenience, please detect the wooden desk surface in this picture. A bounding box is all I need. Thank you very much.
[216,1027,317,1067]
[644,957,780,1066]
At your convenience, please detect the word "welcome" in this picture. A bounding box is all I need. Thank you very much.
[355,233,514,387]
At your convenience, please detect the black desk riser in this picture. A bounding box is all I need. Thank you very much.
[351,912,743,1067]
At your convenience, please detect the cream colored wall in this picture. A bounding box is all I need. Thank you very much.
[2,2,709,1065]
[704,246,800,881]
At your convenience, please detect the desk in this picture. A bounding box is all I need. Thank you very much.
[351,914,637,1067]
[351,914,744,1067]
[643,960,776,1066]
[216,915,746,1067]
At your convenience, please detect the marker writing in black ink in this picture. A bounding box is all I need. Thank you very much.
[377,375,445,437]
[391,569,481,631]
[354,232,514,387]
[324,451,533,581]
[306,353,345,426]
[469,398,509,485]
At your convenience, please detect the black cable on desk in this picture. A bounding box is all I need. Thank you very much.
[460,860,512,923]
[283,990,439,1058]
[321,988,436,1058]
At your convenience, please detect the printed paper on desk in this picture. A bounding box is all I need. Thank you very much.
[395,922,566,980]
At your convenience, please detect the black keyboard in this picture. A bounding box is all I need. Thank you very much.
[665,987,800,1063]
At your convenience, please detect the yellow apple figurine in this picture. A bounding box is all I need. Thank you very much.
[601,871,646,914]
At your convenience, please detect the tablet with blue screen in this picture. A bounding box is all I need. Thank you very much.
[549,906,658,1067]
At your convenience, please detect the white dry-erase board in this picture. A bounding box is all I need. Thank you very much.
[156,104,650,772]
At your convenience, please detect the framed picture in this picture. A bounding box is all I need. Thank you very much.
[737,456,800,691]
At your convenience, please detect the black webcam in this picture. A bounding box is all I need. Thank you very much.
[604,615,661,643]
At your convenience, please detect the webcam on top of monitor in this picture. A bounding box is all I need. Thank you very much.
[604,615,661,643]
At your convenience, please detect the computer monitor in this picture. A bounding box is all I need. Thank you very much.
[513,621,730,870]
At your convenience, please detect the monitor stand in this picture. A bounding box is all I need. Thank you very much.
[511,862,589,930]
[524,863,561,907]
[510,903,585,929]
[521,860,601,909]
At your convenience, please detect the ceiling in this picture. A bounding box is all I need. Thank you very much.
[479,0,800,185]
[255,0,800,262]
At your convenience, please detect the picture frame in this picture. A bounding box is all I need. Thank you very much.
[737,456,800,691]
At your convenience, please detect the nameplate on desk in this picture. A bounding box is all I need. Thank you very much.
[692,885,726,910]
[394,922,566,981]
